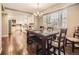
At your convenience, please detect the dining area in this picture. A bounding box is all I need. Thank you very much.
[0,3,79,55]
[27,26,79,55]
[27,26,67,55]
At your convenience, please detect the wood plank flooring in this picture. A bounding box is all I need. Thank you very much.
[1,37,79,55]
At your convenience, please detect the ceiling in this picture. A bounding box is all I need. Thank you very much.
[3,3,57,14]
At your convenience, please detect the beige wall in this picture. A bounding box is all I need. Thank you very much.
[33,16,39,30]
[67,4,79,37]
[27,15,41,30]
[42,4,74,15]
[0,4,2,52]
[2,14,9,37]
[35,16,43,29]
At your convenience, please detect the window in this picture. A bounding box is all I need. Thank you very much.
[43,9,68,29]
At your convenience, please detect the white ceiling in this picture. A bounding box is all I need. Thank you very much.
[3,3,57,14]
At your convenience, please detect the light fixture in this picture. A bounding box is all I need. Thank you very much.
[33,3,43,16]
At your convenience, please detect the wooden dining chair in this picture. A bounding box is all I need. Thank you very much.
[47,27,53,32]
[50,28,67,55]
[66,37,79,53]
[28,26,32,30]
[40,26,44,32]
[66,30,79,53]
[73,27,79,38]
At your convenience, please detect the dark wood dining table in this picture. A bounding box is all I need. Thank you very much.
[27,30,59,55]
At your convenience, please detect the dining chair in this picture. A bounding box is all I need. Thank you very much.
[73,27,79,38]
[40,26,44,32]
[66,29,79,53]
[47,27,53,32]
[50,28,67,55]
[66,37,79,53]
[29,26,32,30]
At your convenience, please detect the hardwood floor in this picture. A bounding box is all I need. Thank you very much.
[1,37,79,55]
[65,44,79,55]
[1,37,28,55]
[1,37,9,55]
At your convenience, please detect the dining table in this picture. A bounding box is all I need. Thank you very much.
[27,30,59,55]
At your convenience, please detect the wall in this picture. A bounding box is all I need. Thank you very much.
[33,16,39,30]
[0,4,2,53]
[2,14,9,37]
[42,3,74,15]
[27,15,40,30]
[67,4,79,37]
[35,16,43,29]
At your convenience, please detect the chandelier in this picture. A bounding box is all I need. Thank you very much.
[33,3,44,16]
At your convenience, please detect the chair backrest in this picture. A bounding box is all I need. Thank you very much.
[47,27,53,32]
[73,27,79,38]
[40,26,44,31]
[29,26,33,30]
[76,27,79,32]
[59,29,67,38]
[58,28,67,47]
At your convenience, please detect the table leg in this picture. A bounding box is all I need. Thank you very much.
[72,42,74,53]
[46,39,51,55]
[42,38,47,55]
